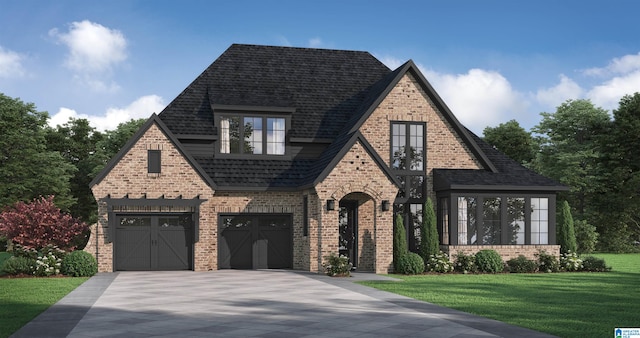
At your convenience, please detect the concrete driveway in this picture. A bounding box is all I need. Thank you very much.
[12,270,556,337]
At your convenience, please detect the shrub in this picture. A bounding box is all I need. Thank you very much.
[61,250,98,277]
[574,220,598,254]
[420,198,439,263]
[557,200,577,254]
[393,214,408,272]
[1,256,36,275]
[425,251,454,273]
[397,252,425,275]
[506,255,538,273]
[34,253,62,276]
[0,235,7,251]
[560,251,583,271]
[0,196,89,252]
[581,256,611,272]
[535,250,560,272]
[475,250,504,273]
[454,252,477,274]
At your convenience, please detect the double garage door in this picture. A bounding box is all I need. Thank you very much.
[115,214,193,271]
[218,214,292,269]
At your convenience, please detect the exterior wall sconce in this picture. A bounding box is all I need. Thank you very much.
[326,199,335,211]
[381,200,390,211]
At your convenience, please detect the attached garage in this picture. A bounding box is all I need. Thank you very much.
[115,214,194,271]
[218,214,292,269]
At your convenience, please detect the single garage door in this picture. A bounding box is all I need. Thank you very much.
[218,214,292,269]
[115,214,193,271]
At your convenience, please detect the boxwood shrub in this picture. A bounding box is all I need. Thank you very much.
[61,250,98,277]
[475,249,504,273]
[506,255,538,273]
[581,256,611,272]
[397,252,425,275]
[2,256,36,275]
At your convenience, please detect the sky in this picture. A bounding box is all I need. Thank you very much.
[1,0,639,135]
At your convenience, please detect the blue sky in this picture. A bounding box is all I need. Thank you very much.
[1,0,639,134]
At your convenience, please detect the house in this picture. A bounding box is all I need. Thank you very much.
[87,44,566,273]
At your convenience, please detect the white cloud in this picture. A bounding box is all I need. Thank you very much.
[423,68,527,131]
[536,74,584,109]
[50,20,127,73]
[584,52,640,77]
[308,38,322,48]
[0,46,25,78]
[48,95,165,132]
[377,55,405,70]
[587,70,640,110]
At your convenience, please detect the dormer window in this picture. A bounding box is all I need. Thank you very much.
[219,115,286,155]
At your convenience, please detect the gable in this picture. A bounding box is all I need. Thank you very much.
[91,115,214,199]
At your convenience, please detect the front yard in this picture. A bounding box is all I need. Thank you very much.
[360,253,640,338]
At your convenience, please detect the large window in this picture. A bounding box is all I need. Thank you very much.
[392,122,426,253]
[449,195,552,245]
[220,115,286,155]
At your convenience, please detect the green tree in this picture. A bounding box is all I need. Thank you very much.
[574,219,598,254]
[46,118,104,223]
[483,119,534,165]
[420,198,439,262]
[393,213,408,272]
[532,99,610,221]
[90,118,146,177]
[0,93,76,209]
[595,93,640,251]
[557,200,577,254]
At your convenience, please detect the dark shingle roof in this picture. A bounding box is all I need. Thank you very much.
[433,130,567,191]
[195,157,315,188]
[158,44,391,139]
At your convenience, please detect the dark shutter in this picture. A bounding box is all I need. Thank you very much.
[303,196,308,236]
[148,150,161,173]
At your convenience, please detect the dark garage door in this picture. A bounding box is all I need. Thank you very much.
[219,214,292,269]
[115,214,193,271]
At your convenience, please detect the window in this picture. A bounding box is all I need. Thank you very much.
[439,198,449,245]
[531,198,549,244]
[449,195,551,245]
[392,122,426,254]
[148,150,161,173]
[220,115,286,155]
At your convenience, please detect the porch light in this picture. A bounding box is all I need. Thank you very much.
[381,200,390,211]
[326,199,335,211]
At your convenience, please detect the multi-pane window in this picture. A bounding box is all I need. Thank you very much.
[451,195,550,245]
[220,115,286,155]
[392,122,426,254]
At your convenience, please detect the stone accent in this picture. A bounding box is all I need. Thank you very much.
[442,245,561,262]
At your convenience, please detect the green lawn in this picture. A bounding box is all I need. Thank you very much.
[0,252,89,338]
[361,253,639,338]
[0,251,10,276]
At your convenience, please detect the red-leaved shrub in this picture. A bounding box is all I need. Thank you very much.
[0,196,88,251]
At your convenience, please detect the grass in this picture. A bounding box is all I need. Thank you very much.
[0,251,10,276]
[360,253,640,338]
[0,252,89,338]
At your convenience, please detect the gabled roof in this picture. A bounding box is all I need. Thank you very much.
[90,114,215,189]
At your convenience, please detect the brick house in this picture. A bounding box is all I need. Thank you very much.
[88,44,566,273]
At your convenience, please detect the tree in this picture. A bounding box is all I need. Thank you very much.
[532,99,610,221]
[420,198,439,262]
[46,118,104,223]
[574,219,598,254]
[393,213,408,272]
[483,119,534,165]
[0,93,76,210]
[595,93,640,251]
[557,200,577,254]
[90,118,146,177]
[0,196,88,251]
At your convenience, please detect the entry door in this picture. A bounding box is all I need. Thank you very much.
[115,215,193,271]
[339,201,358,268]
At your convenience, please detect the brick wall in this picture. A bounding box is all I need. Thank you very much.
[442,245,561,262]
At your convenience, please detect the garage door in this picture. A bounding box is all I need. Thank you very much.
[218,214,292,269]
[115,214,193,271]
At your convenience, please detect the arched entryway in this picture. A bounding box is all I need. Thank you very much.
[339,192,376,271]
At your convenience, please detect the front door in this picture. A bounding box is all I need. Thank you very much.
[339,201,358,268]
